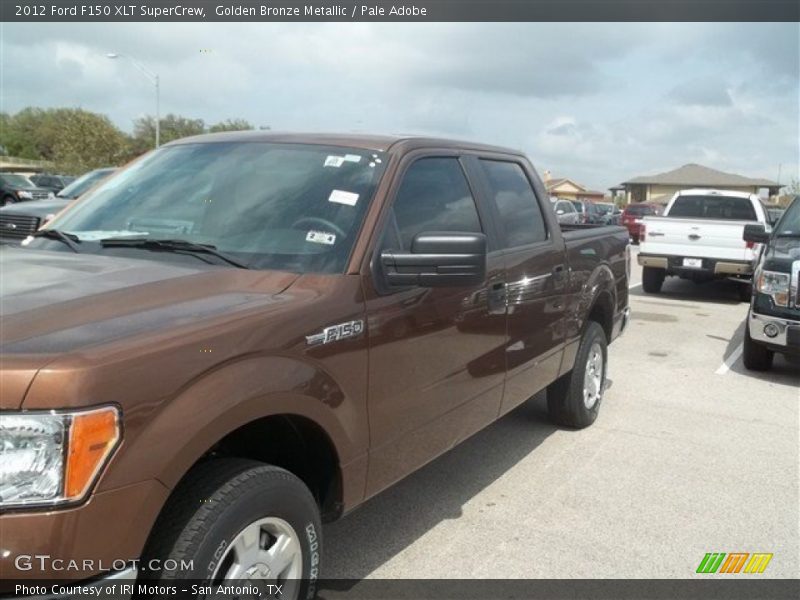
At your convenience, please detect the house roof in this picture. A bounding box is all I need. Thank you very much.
[545,177,585,191]
[621,163,779,188]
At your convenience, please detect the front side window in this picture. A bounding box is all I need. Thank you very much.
[45,142,387,273]
[774,197,799,237]
[385,157,482,251]
[479,159,547,248]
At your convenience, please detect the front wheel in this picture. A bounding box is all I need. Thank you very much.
[743,325,773,371]
[140,459,321,600]
[547,321,607,429]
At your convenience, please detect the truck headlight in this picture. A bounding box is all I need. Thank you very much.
[755,270,790,307]
[15,190,33,199]
[0,406,120,508]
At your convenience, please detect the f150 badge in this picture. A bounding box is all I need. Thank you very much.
[306,320,365,346]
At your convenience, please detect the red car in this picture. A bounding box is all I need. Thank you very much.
[622,202,663,243]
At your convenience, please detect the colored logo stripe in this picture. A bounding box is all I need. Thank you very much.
[719,553,749,573]
[697,553,726,573]
[744,553,773,574]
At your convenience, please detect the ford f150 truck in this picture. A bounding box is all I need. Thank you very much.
[741,196,800,371]
[637,189,769,300]
[0,133,629,598]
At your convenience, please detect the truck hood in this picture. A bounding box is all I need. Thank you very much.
[0,197,70,219]
[0,247,299,407]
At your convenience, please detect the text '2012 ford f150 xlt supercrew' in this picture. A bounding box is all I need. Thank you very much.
[0,133,630,598]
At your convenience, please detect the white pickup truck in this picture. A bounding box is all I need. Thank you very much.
[637,189,769,300]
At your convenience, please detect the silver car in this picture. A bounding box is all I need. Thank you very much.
[552,199,580,225]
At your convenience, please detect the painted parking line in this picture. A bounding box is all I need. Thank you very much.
[715,343,743,375]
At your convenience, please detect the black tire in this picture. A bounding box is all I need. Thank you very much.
[642,266,665,293]
[631,235,639,245]
[743,326,773,371]
[738,283,753,303]
[140,458,321,599]
[547,321,607,429]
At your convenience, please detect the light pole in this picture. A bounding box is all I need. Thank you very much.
[106,53,160,148]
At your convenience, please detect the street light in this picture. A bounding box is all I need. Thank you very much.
[106,52,160,148]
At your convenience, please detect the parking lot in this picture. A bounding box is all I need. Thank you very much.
[323,248,799,579]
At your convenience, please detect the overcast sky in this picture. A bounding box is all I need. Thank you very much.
[2,22,798,190]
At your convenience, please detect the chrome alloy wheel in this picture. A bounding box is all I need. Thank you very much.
[211,516,302,597]
[583,342,604,409]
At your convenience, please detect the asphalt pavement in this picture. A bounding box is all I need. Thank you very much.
[323,248,799,579]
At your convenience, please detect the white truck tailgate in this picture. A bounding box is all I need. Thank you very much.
[640,217,756,262]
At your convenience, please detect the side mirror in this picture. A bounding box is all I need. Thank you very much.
[743,223,770,244]
[381,232,487,287]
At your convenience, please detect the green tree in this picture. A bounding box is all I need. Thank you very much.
[208,118,254,133]
[131,113,205,153]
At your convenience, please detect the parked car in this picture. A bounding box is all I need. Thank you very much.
[595,202,621,225]
[0,168,116,243]
[741,196,799,371]
[552,198,580,224]
[0,132,630,590]
[29,173,75,193]
[638,189,770,300]
[0,172,50,206]
[622,202,662,243]
[571,199,604,224]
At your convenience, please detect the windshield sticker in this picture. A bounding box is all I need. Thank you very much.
[329,190,359,206]
[343,154,362,163]
[324,155,345,168]
[306,230,336,245]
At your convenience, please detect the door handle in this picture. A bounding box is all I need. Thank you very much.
[688,234,701,241]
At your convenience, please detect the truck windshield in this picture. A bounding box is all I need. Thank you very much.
[46,142,387,273]
[774,197,799,237]
[668,195,757,221]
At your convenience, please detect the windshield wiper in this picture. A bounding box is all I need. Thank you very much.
[31,229,81,253]
[99,237,250,269]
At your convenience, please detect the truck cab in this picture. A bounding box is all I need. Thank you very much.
[742,196,800,371]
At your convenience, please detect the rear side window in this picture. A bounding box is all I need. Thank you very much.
[389,157,482,251]
[478,160,547,248]
[668,195,757,221]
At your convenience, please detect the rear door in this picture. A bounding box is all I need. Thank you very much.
[362,152,507,497]
[468,156,567,416]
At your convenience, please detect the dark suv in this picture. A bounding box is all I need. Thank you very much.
[742,196,800,370]
[0,172,50,206]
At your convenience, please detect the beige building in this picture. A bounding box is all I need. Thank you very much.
[544,174,605,202]
[613,163,781,205]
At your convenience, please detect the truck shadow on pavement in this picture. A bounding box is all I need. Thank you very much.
[630,277,744,305]
[322,392,557,580]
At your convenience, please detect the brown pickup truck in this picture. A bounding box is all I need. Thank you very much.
[0,133,630,597]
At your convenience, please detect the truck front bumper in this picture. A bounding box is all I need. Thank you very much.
[749,311,800,354]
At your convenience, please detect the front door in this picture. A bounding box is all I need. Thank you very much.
[363,154,507,497]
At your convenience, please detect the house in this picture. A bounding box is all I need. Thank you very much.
[613,163,781,205]
[543,172,605,202]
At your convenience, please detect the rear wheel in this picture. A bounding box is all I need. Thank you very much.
[743,325,773,371]
[547,321,607,429]
[642,267,665,293]
[140,459,321,600]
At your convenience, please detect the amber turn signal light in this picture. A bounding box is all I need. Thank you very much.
[65,406,121,499]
